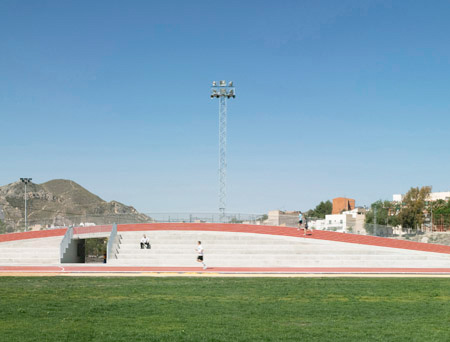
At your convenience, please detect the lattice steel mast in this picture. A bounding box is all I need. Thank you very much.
[20,178,32,232]
[211,81,236,220]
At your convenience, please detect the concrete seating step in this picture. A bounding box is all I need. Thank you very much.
[106,230,450,268]
[107,259,450,268]
[0,258,60,264]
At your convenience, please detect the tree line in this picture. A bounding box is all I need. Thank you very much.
[366,186,450,230]
[306,200,333,219]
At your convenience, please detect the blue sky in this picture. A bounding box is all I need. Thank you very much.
[1,0,450,214]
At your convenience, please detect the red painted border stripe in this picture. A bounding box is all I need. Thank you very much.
[0,225,113,242]
[73,225,112,235]
[0,229,66,242]
[1,265,450,274]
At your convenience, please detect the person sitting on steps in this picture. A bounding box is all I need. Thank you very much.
[140,234,151,249]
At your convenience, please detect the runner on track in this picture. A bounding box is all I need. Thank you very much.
[196,241,207,269]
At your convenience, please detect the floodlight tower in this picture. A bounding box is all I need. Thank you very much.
[20,178,32,232]
[210,80,236,221]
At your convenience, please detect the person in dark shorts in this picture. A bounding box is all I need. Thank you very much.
[297,211,303,231]
[304,217,312,235]
[196,241,207,269]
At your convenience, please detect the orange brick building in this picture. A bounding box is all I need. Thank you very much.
[332,197,355,214]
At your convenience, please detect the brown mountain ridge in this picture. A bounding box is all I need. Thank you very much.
[0,179,150,233]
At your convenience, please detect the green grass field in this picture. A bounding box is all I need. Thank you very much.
[0,277,449,341]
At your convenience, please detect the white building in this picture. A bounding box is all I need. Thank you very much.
[393,191,450,203]
[428,192,450,201]
[309,208,366,234]
[393,194,403,202]
[79,222,96,227]
[308,219,326,230]
[324,214,347,232]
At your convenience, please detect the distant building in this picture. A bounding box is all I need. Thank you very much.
[79,222,96,227]
[342,207,367,234]
[324,214,347,232]
[309,207,366,234]
[29,224,43,231]
[392,194,403,202]
[332,197,355,214]
[264,210,299,227]
[308,218,326,230]
[393,191,450,203]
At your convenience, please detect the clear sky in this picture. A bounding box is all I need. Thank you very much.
[1,0,450,214]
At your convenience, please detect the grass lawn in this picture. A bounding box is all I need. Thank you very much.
[0,277,449,341]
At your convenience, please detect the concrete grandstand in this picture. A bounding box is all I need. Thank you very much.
[1,223,450,274]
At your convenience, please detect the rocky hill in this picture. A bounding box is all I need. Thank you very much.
[0,179,151,233]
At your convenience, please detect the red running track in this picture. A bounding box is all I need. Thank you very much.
[1,265,450,274]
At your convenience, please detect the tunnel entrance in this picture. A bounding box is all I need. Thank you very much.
[84,238,107,263]
[61,237,107,263]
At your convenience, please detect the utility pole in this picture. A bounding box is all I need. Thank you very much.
[374,206,377,236]
[20,178,32,232]
[210,81,236,221]
[430,202,433,232]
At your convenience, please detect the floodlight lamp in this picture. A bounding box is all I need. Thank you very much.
[212,81,217,86]
[228,81,233,87]
[220,80,226,86]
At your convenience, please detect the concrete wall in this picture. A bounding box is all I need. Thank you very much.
[264,211,299,227]
[61,238,85,263]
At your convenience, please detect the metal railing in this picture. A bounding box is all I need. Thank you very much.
[146,212,265,224]
[59,226,73,260]
[106,223,119,261]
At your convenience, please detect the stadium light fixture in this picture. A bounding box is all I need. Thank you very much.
[20,178,32,232]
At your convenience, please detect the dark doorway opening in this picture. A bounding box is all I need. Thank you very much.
[85,238,107,263]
